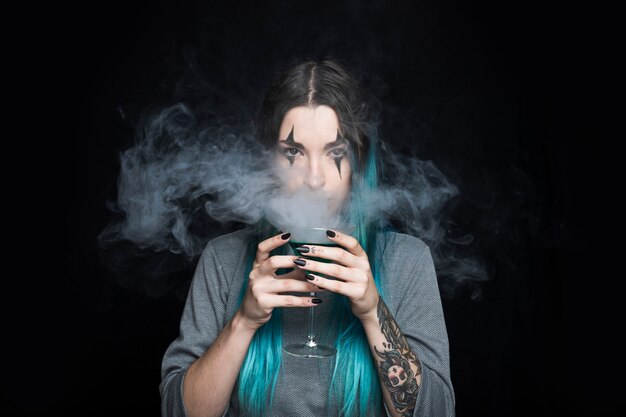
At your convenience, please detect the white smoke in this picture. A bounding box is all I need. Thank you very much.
[99,102,487,298]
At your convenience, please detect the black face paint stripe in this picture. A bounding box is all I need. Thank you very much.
[284,125,295,166]
[285,125,295,144]
[333,129,345,179]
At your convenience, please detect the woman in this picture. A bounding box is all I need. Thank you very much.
[160,59,455,417]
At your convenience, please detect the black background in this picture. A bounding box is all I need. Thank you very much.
[13,0,615,416]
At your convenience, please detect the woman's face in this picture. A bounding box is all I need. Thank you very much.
[276,105,352,216]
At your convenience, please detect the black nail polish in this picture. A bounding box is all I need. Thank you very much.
[326,230,336,238]
[296,246,310,253]
[293,258,306,266]
[312,298,323,304]
[281,232,291,240]
[305,273,315,280]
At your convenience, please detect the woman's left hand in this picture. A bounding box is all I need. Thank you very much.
[292,229,379,323]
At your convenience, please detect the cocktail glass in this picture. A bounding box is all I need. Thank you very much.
[284,224,354,358]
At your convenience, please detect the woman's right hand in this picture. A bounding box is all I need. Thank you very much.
[237,232,323,331]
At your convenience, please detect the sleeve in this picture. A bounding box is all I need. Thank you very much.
[159,242,232,417]
[383,240,456,417]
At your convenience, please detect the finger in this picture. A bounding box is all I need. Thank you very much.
[305,273,364,298]
[264,277,325,294]
[325,229,366,257]
[293,257,358,282]
[256,255,299,276]
[254,232,291,266]
[276,268,326,292]
[263,294,323,308]
[275,268,306,281]
[293,244,360,268]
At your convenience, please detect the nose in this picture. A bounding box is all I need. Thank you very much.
[304,159,325,190]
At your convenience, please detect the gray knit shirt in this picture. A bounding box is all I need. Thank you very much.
[160,228,455,416]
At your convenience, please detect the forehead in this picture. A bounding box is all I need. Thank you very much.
[278,105,341,144]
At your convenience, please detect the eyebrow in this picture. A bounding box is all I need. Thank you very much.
[278,129,348,150]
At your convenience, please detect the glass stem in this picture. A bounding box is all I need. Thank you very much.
[306,291,317,347]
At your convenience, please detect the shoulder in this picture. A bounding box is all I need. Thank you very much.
[207,228,253,250]
[192,228,255,292]
[200,228,254,265]
[377,230,431,261]
[376,230,437,294]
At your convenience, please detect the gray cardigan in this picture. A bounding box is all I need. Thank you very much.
[160,228,455,416]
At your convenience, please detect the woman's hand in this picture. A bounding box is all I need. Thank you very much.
[292,230,379,323]
[238,232,324,331]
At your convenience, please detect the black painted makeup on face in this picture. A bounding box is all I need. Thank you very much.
[278,125,349,178]
[283,125,296,167]
[331,129,348,179]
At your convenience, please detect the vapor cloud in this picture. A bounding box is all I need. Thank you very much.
[99,102,487,298]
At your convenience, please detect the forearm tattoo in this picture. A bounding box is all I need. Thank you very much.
[374,297,422,416]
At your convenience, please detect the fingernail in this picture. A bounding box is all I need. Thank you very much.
[305,273,315,280]
[293,258,306,266]
[281,232,291,240]
[326,230,336,238]
[296,246,310,253]
[312,298,323,304]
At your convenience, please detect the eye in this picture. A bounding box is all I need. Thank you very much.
[283,147,302,157]
[328,147,347,158]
